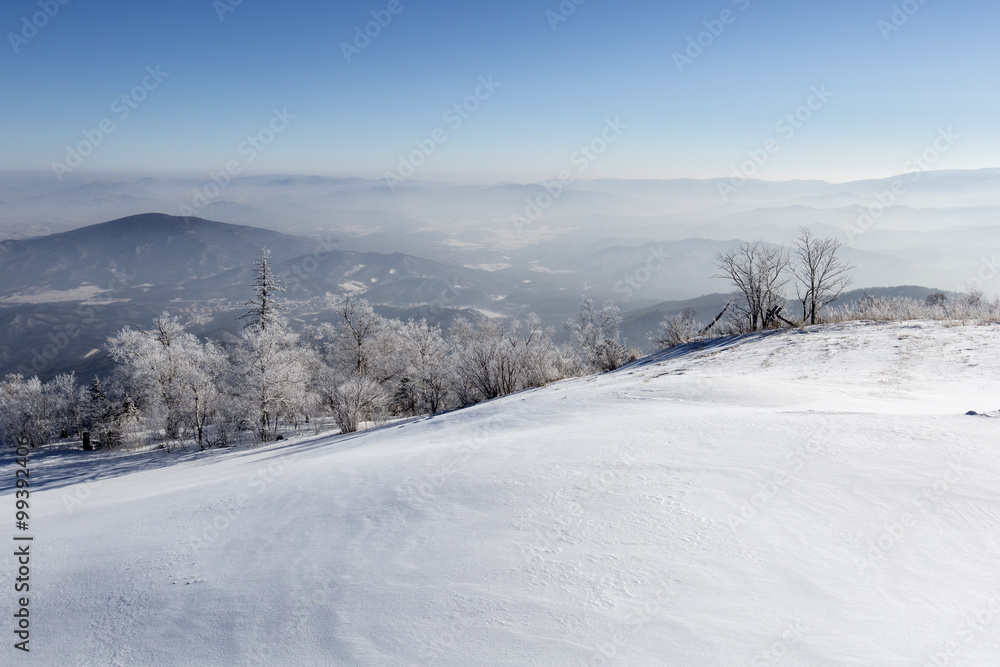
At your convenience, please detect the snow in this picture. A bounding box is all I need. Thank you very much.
[0,285,108,304]
[5,320,1000,665]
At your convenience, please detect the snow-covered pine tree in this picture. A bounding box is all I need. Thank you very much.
[240,248,286,332]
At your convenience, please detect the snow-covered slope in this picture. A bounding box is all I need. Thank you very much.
[5,321,1000,666]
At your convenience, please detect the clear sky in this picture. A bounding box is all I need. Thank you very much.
[3,0,998,183]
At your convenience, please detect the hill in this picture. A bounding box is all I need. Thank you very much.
[0,214,487,380]
[0,213,317,296]
[7,320,1000,664]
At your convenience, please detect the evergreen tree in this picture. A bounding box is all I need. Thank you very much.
[240,248,286,332]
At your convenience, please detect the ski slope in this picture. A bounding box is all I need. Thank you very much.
[5,321,1000,666]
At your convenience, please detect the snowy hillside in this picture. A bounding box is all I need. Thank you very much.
[6,321,1000,665]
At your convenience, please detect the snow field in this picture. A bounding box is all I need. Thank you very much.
[4,320,1000,665]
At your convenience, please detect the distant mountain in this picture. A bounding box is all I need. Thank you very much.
[2,170,999,298]
[0,214,491,381]
[0,213,317,297]
[0,210,980,381]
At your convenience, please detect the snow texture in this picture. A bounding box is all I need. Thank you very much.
[4,321,1000,665]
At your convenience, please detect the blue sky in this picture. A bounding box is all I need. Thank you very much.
[3,0,997,183]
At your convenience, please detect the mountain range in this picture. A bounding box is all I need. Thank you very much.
[0,207,970,381]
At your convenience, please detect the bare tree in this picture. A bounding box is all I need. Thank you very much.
[791,228,854,325]
[715,241,791,331]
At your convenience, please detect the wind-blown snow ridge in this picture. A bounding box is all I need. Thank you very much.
[6,320,1000,665]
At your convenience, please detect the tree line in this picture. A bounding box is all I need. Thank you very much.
[651,228,855,347]
[7,231,994,452]
[1,250,638,450]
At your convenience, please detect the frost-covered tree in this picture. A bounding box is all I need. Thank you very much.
[517,313,559,389]
[0,374,54,448]
[233,317,309,442]
[327,375,387,434]
[715,241,790,331]
[791,228,854,325]
[308,297,406,430]
[182,339,228,445]
[240,248,286,332]
[450,315,512,404]
[324,296,402,382]
[107,312,227,445]
[649,308,702,349]
[554,342,587,379]
[394,319,453,415]
[80,377,129,449]
[565,297,631,372]
[450,313,557,404]
[108,314,185,440]
[49,372,83,439]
